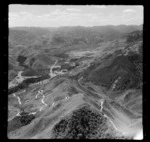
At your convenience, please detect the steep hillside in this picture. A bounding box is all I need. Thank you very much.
[83,30,142,92]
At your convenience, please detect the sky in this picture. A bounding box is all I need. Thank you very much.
[9,5,143,27]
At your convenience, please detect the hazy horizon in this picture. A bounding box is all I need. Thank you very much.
[9,24,143,29]
[9,5,143,27]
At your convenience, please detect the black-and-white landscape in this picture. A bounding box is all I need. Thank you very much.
[8,5,143,139]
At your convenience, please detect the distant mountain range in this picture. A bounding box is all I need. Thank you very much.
[9,25,142,46]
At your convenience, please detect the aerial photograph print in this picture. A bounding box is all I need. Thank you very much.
[8,4,143,139]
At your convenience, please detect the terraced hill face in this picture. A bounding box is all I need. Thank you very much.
[8,26,143,139]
